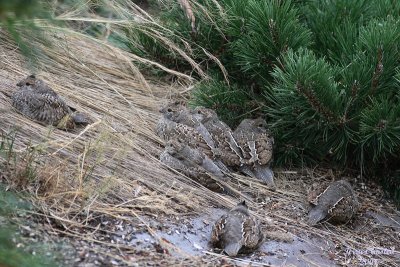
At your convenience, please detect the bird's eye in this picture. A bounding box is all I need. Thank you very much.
[258,123,263,127]
[197,110,202,114]
[167,108,172,112]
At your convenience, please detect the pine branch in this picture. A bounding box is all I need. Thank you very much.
[295,81,337,123]
[370,47,383,95]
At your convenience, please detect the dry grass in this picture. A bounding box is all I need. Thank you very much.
[0,26,241,264]
[0,19,399,266]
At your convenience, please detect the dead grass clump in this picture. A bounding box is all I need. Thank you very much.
[0,22,230,234]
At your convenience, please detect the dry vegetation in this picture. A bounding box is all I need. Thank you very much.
[0,21,399,267]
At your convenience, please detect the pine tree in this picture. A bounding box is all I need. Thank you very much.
[126,0,400,202]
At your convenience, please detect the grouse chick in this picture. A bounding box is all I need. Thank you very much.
[160,140,228,193]
[156,102,215,158]
[12,75,90,129]
[233,118,275,190]
[307,180,359,225]
[191,107,243,167]
[211,201,264,257]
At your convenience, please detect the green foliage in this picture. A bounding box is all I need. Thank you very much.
[0,185,59,267]
[1,131,39,187]
[0,130,17,165]
[0,0,54,68]
[125,25,188,70]
[126,0,312,82]
[265,14,400,171]
[0,0,45,18]
[230,0,312,80]
[343,18,400,103]
[0,185,31,216]
[122,0,230,75]
[0,130,62,267]
[264,48,345,165]
[136,0,400,198]
[189,79,255,127]
[302,0,373,62]
[359,97,400,162]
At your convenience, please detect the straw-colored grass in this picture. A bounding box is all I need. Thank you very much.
[0,26,241,264]
[0,17,399,266]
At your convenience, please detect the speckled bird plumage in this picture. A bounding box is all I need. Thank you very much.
[233,118,274,166]
[156,102,215,158]
[192,107,243,167]
[160,140,228,193]
[158,101,197,127]
[156,117,215,158]
[233,118,276,190]
[211,201,264,257]
[11,75,90,129]
[164,139,226,178]
[307,180,359,225]
[156,103,276,189]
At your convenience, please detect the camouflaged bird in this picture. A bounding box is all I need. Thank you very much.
[191,107,243,167]
[158,101,193,125]
[156,102,215,158]
[233,118,276,190]
[11,75,90,130]
[307,180,359,225]
[164,139,226,178]
[159,140,228,193]
[211,201,264,257]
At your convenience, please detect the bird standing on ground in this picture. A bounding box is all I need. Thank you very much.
[307,179,359,225]
[233,118,276,190]
[211,201,264,257]
[11,75,90,130]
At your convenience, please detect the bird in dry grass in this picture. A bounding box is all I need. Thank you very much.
[233,118,276,190]
[163,139,226,178]
[156,101,215,159]
[11,75,91,130]
[307,179,359,225]
[191,107,243,167]
[211,200,264,257]
[160,139,228,193]
[157,101,193,125]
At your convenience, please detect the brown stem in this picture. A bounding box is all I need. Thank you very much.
[295,81,337,122]
[370,48,383,95]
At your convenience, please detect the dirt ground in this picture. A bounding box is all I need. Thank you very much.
[4,169,400,266]
[0,29,399,267]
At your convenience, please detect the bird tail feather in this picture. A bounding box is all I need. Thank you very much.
[308,207,327,225]
[224,242,241,257]
[253,165,276,191]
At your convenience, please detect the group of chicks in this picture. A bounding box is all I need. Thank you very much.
[9,75,360,257]
[156,101,360,256]
[209,179,359,256]
[156,101,276,192]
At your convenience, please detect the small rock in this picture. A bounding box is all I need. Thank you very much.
[193,242,203,250]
